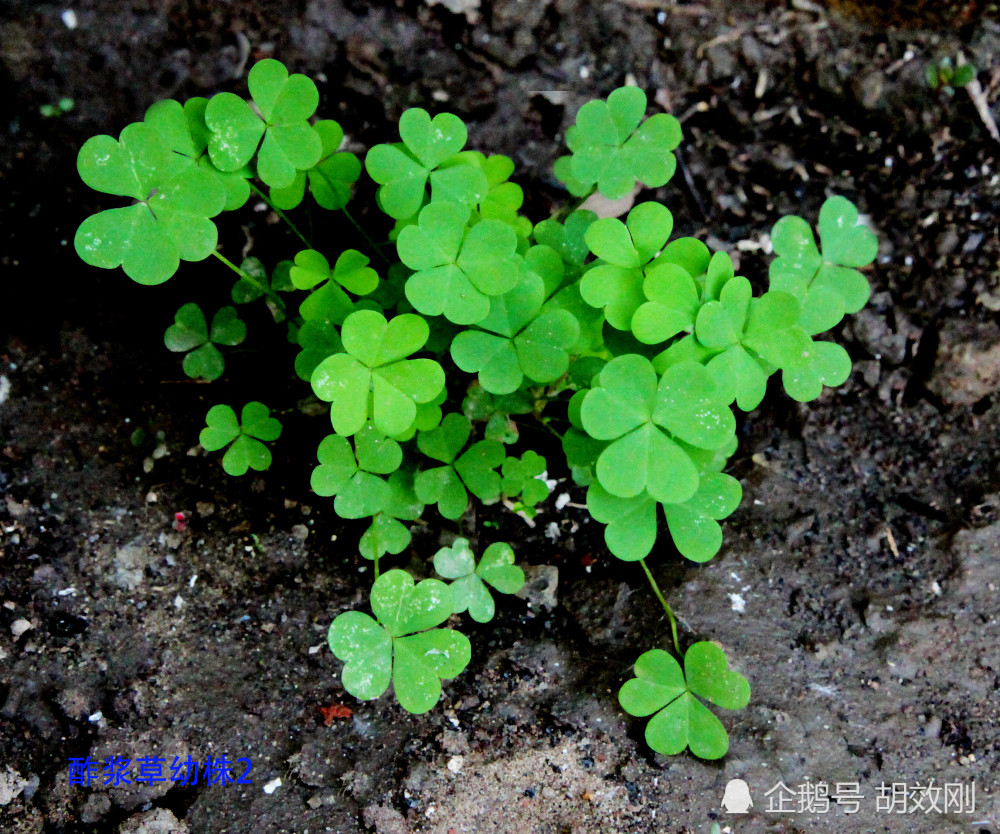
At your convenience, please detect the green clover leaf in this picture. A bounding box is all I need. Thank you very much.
[230,256,295,322]
[581,355,733,505]
[415,414,505,518]
[580,202,674,329]
[309,426,401,520]
[500,451,550,507]
[619,643,750,760]
[433,539,525,623]
[566,86,682,198]
[290,248,379,295]
[328,569,471,713]
[701,288,810,410]
[365,108,470,219]
[75,122,227,285]
[205,59,322,189]
[164,302,246,381]
[199,402,282,476]
[631,263,701,345]
[781,339,852,402]
[269,120,361,210]
[311,310,445,437]
[143,97,252,211]
[586,482,657,561]
[397,202,522,324]
[662,472,742,563]
[769,196,876,335]
[450,270,580,394]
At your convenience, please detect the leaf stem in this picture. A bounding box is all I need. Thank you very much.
[249,182,312,249]
[639,558,681,656]
[310,166,389,265]
[211,250,287,317]
[554,184,597,223]
[341,206,391,265]
[373,553,380,581]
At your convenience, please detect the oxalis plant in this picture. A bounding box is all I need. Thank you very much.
[74,60,877,760]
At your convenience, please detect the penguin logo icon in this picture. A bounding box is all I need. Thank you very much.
[721,779,753,813]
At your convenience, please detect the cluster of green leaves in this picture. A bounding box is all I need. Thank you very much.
[76,60,878,759]
[328,541,524,712]
[925,57,976,92]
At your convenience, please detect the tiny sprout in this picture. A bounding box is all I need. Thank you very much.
[925,57,976,92]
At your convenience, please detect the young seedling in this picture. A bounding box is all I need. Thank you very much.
[925,57,976,93]
[75,61,878,760]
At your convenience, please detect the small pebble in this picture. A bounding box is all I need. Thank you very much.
[11,619,33,638]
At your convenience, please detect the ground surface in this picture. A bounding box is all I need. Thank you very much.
[2,1,1000,833]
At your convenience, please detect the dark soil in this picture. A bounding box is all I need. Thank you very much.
[2,1,1000,832]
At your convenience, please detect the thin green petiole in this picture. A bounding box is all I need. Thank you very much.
[310,167,389,264]
[373,553,380,581]
[341,206,390,265]
[211,250,287,317]
[249,182,311,249]
[639,559,681,656]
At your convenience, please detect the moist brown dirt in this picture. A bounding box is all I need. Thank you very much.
[2,1,1000,832]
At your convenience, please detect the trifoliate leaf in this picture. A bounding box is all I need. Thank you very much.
[501,451,548,506]
[397,202,521,324]
[769,196,875,334]
[567,87,681,198]
[329,572,470,715]
[366,108,468,219]
[200,402,281,476]
[75,123,226,285]
[311,310,445,436]
[581,354,701,504]
[164,303,245,381]
[450,270,580,394]
[619,643,749,760]
[433,539,524,623]
[580,202,673,329]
